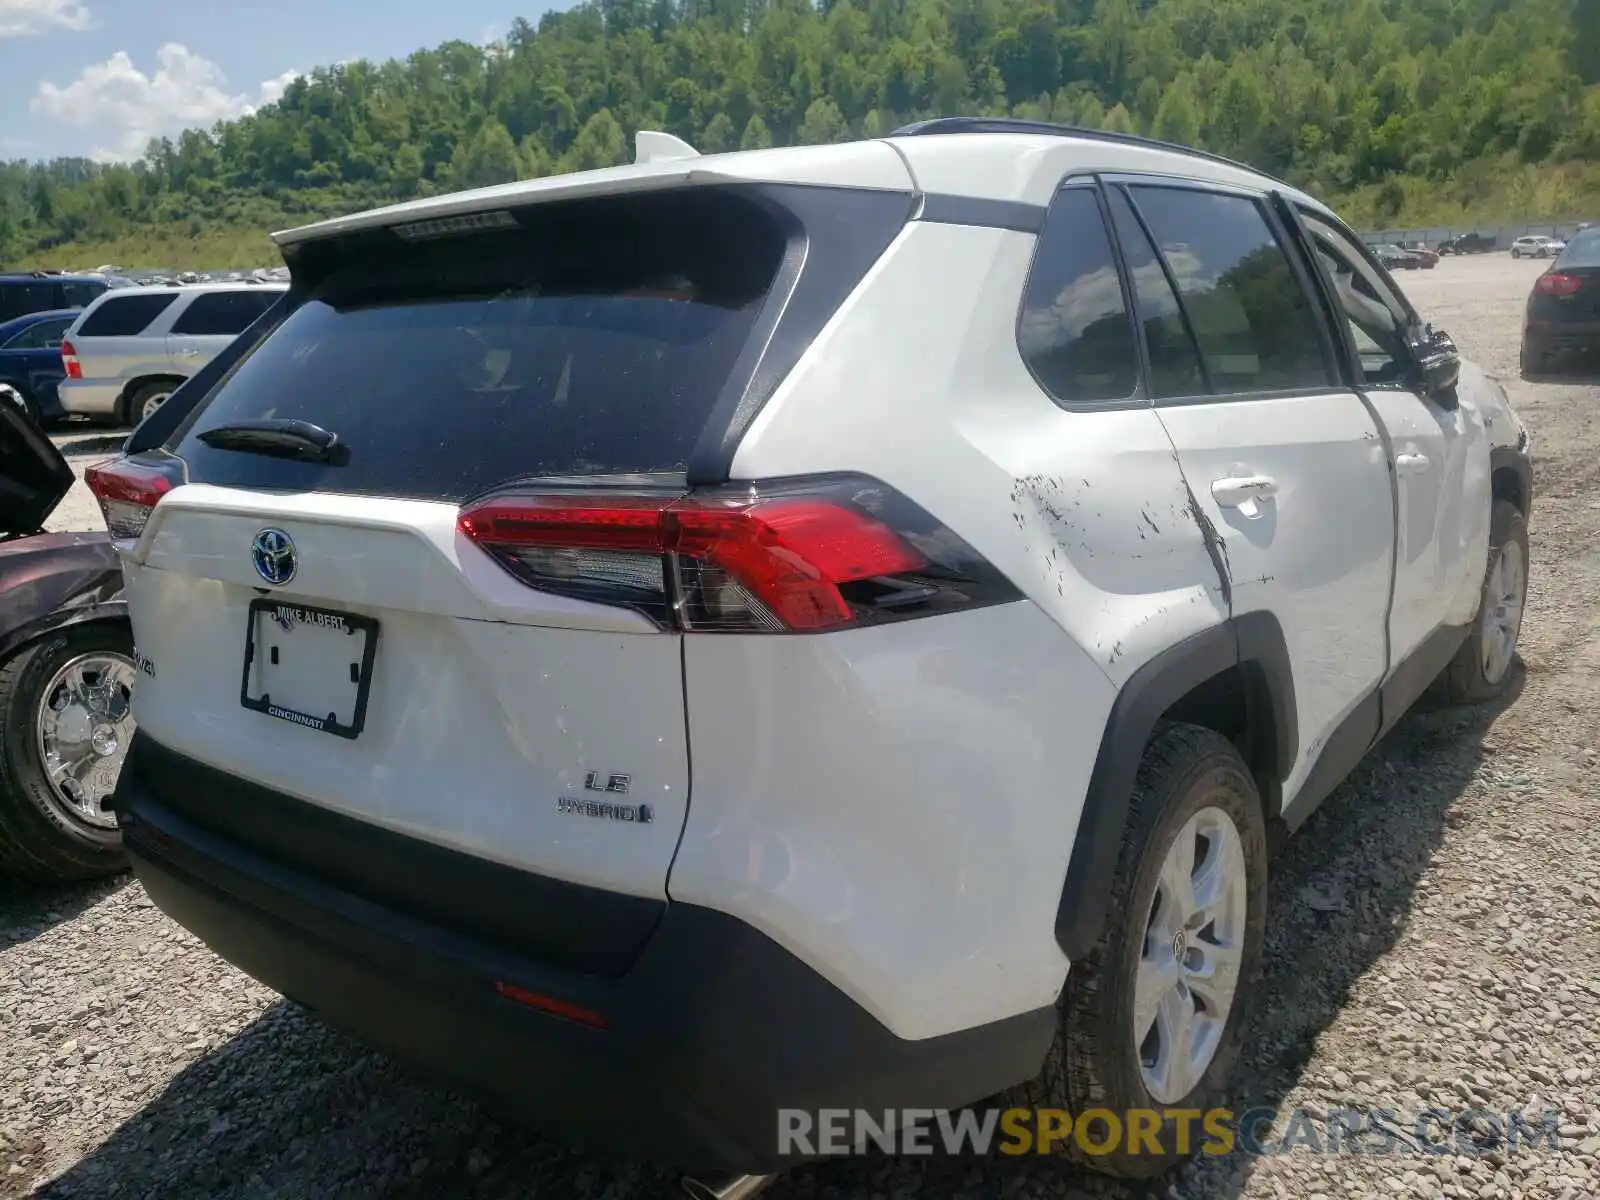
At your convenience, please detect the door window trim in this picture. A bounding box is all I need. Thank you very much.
[1095,172,1346,408]
[1282,200,1422,394]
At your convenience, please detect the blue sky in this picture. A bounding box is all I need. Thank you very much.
[0,0,559,163]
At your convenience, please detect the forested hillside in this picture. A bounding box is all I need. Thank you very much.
[3,0,1598,266]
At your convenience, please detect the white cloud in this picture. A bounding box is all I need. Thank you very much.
[255,68,303,108]
[31,43,301,161]
[0,0,92,38]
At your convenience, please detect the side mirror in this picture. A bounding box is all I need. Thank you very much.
[1409,324,1461,409]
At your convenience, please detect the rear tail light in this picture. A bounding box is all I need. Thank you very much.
[458,475,1021,633]
[61,338,82,379]
[84,455,183,540]
[1535,273,1584,296]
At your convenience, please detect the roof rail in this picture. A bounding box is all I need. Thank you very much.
[887,116,1287,186]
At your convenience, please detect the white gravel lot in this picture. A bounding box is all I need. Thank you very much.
[3,254,1598,1200]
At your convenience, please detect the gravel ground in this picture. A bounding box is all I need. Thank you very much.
[3,254,1599,1200]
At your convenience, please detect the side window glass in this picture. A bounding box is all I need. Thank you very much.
[3,318,70,350]
[173,292,267,337]
[1301,215,1412,387]
[1105,187,1206,399]
[62,283,104,307]
[1128,186,1335,394]
[1018,187,1140,406]
[78,293,179,337]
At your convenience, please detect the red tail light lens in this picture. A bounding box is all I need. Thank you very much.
[459,476,1019,633]
[1536,273,1584,296]
[61,338,82,379]
[84,456,182,540]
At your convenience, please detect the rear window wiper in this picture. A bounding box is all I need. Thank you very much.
[197,419,349,465]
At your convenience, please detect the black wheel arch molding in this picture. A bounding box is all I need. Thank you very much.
[1489,443,1533,517]
[1054,611,1295,961]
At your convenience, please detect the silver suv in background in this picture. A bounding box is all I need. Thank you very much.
[60,283,286,426]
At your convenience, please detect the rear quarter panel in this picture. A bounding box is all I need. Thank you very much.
[674,221,1232,1039]
[0,532,127,663]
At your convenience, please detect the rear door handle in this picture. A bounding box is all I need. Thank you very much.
[1210,475,1279,510]
[173,349,201,359]
[1395,452,1430,475]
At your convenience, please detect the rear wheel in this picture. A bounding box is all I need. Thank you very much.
[1431,500,1528,705]
[125,381,175,427]
[1009,724,1267,1178]
[0,624,136,881]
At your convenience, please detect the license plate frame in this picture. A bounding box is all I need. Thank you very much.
[239,598,379,740]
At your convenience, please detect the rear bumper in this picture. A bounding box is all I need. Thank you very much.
[1523,319,1600,360]
[57,379,122,416]
[114,734,1053,1172]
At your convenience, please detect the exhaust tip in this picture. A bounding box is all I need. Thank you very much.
[680,1173,778,1200]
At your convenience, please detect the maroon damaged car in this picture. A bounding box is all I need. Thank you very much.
[0,403,134,881]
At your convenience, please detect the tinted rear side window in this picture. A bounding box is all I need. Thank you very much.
[171,290,278,336]
[175,188,789,502]
[61,282,106,307]
[1017,187,1139,406]
[79,293,179,337]
[0,282,59,322]
[1127,186,1334,394]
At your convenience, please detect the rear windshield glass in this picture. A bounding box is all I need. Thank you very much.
[1556,232,1600,270]
[173,188,789,503]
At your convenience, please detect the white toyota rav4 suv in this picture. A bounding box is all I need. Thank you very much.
[90,118,1531,1190]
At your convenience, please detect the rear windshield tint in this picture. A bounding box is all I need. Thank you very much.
[1556,233,1600,270]
[172,188,790,503]
[79,293,178,337]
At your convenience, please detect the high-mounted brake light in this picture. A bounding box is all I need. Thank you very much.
[1536,273,1584,296]
[60,338,83,379]
[459,476,1020,634]
[84,456,182,540]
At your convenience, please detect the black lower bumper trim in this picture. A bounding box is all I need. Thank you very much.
[116,736,1055,1172]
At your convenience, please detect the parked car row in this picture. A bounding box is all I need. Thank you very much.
[0,280,286,428]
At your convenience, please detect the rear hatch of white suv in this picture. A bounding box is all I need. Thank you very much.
[90,175,918,971]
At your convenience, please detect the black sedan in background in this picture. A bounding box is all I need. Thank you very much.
[1522,229,1600,376]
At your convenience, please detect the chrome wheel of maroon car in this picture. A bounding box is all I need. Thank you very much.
[35,650,137,831]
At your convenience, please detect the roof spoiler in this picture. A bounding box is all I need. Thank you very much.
[634,131,700,165]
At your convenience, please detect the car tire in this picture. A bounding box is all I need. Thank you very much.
[1430,500,1529,706]
[124,381,176,428]
[1007,723,1267,1178]
[1521,342,1547,378]
[0,624,136,882]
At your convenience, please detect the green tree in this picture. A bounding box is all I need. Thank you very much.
[739,114,774,150]
[1101,102,1137,135]
[701,112,737,153]
[450,119,522,189]
[1573,0,1600,84]
[1151,78,1201,146]
[798,98,849,144]
[563,108,627,171]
